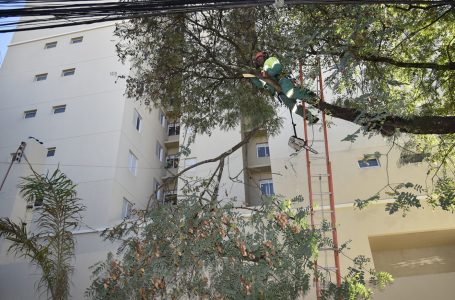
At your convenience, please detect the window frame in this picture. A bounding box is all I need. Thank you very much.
[159,111,166,127]
[259,179,274,196]
[52,105,66,114]
[155,142,164,162]
[154,179,161,200]
[122,198,133,219]
[61,68,75,77]
[165,154,179,169]
[44,41,57,49]
[357,158,381,168]
[399,152,426,165]
[256,143,270,158]
[128,151,138,175]
[24,109,37,119]
[134,109,142,132]
[70,36,83,44]
[46,147,56,157]
[167,122,180,136]
[34,73,48,81]
[34,196,44,208]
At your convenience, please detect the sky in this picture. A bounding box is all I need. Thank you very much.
[0,30,14,66]
[0,1,22,66]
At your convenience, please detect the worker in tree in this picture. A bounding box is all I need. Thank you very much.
[250,51,319,124]
[245,51,319,153]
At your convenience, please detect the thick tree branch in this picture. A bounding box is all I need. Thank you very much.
[307,48,455,70]
[358,54,455,70]
[312,98,455,135]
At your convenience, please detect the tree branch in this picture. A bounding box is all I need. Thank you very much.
[314,100,455,135]
[357,54,455,70]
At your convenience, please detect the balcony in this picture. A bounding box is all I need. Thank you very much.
[164,134,179,148]
[247,142,271,172]
[164,122,180,148]
[247,162,271,173]
[163,190,177,205]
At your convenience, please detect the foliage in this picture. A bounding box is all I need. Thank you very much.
[0,169,85,300]
[354,182,427,216]
[115,3,455,212]
[87,194,390,299]
[428,176,455,212]
[115,3,454,133]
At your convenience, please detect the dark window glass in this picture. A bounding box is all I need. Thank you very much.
[53,105,66,114]
[358,158,380,168]
[35,73,48,81]
[257,144,270,157]
[24,110,37,118]
[168,123,180,136]
[44,41,57,49]
[71,36,83,44]
[260,182,274,196]
[47,148,56,157]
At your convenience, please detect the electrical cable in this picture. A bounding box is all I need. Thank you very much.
[0,0,451,33]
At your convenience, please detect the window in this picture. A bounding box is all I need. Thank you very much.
[184,158,196,168]
[358,158,380,168]
[35,73,48,81]
[70,36,83,44]
[165,155,179,169]
[154,179,161,200]
[164,190,177,205]
[167,122,180,136]
[155,142,164,162]
[47,147,56,157]
[53,105,66,114]
[122,198,132,219]
[24,109,37,119]
[61,68,75,76]
[44,41,57,49]
[159,111,166,127]
[260,179,274,196]
[34,196,44,207]
[134,110,142,132]
[256,143,270,158]
[399,152,426,165]
[128,151,138,175]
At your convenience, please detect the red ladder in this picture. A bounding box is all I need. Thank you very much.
[300,60,341,299]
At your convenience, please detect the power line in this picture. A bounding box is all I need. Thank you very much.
[0,0,451,33]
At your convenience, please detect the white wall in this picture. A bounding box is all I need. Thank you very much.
[0,24,162,298]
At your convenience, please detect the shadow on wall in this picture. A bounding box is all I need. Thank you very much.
[369,229,455,278]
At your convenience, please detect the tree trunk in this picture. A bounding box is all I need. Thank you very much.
[315,100,455,135]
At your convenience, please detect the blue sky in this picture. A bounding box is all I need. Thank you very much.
[0,30,14,66]
[1,1,22,66]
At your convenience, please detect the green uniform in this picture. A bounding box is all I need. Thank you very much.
[251,56,317,123]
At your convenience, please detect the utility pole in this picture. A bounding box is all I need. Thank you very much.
[0,142,26,191]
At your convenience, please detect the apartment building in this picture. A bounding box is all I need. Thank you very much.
[0,22,454,299]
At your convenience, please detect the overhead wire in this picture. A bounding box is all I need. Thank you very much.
[0,0,452,33]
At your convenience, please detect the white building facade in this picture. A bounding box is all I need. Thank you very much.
[0,22,454,300]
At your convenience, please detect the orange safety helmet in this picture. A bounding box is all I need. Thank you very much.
[255,51,267,60]
[253,51,268,68]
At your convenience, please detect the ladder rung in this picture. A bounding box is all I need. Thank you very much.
[310,174,330,177]
[318,266,338,271]
[312,192,332,195]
